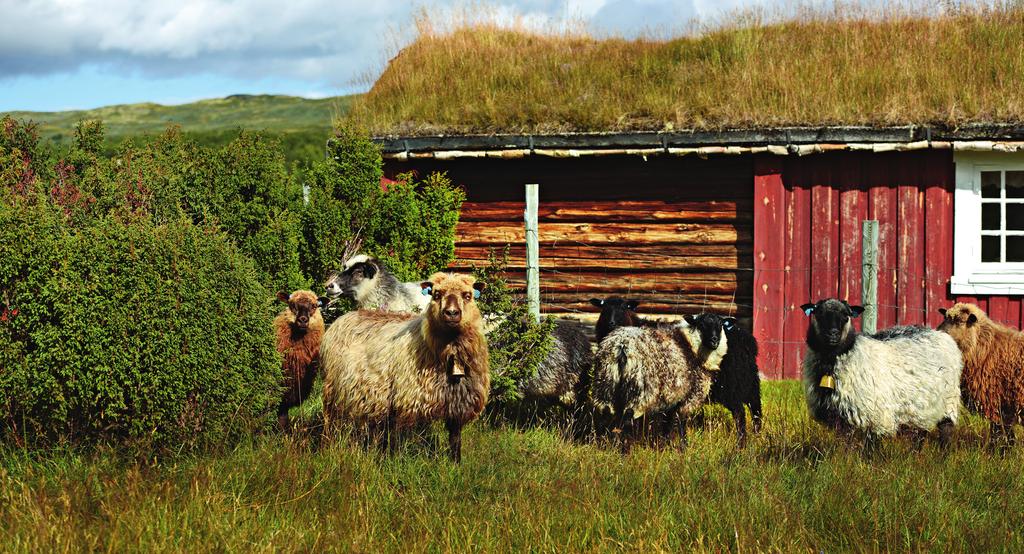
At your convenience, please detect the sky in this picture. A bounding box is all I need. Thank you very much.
[0,0,772,112]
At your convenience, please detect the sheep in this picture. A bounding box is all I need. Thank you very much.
[492,319,593,419]
[591,297,762,448]
[323,254,430,313]
[711,320,763,448]
[319,272,488,462]
[801,298,962,448]
[273,290,326,430]
[592,313,729,451]
[938,303,1024,448]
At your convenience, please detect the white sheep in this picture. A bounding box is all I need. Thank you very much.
[801,298,962,446]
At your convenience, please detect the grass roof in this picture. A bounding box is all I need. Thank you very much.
[348,3,1024,136]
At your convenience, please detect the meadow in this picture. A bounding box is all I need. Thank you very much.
[2,380,1022,552]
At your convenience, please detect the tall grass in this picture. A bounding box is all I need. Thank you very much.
[349,2,1024,135]
[2,381,1023,552]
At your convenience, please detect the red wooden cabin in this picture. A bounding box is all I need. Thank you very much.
[378,128,1024,378]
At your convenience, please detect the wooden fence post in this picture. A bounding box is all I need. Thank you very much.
[525,184,540,323]
[861,220,879,334]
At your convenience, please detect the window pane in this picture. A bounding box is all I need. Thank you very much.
[982,235,1001,262]
[1008,204,1024,230]
[1008,236,1024,262]
[982,203,1001,230]
[1008,171,1024,198]
[982,171,1001,198]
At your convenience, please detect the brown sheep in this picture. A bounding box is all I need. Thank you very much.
[938,302,1024,446]
[319,272,489,462]
[274,290,325,430]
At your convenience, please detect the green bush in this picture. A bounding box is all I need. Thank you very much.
[300,126,464,284]
[473,248,555,406]
[0,202,281,451]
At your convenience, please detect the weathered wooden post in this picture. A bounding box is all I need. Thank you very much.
[861,220,879,334]
[525,184,540,323]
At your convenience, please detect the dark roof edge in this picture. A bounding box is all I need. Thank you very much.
[372,125,1024,153]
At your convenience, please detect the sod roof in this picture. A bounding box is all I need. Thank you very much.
[348,5,1024,137]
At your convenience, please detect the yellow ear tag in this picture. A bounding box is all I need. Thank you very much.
[819,375,836,389]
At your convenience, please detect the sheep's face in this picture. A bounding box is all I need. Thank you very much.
[937,303,983,345]
[682,313,732,352]
[801,299,863,351]
[276,290,323,331]
[325,254,379,300]
[421,273,485,330]
[591,296,639,340]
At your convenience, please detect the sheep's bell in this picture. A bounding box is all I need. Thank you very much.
[819,375,836,389]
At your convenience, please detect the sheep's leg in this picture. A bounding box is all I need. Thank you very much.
[676,410,689,451]
[277,403,290,432]
[660,411,677,447]
[749,396,763,434]
[937,418,954,450]
[1003,412,1017,448]
[445,419,463,463]
[730,404,747,449]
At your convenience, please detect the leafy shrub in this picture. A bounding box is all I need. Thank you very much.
[0,202,281,451]
[300,126,464,284]
[472,247,555,406]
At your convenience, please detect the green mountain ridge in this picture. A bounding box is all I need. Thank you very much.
[3,94,357,142]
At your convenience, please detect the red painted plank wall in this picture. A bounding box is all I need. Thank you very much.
[752,149,1019,378]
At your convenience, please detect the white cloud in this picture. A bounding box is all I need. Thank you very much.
[0,0,773,91]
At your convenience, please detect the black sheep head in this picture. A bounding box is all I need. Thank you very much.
[591,296,640,341]
[683,312,734,352]
[801,299,864,352]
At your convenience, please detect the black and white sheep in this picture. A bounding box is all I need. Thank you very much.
[591,296,762,448]
[323,254,430,313]
[801,298,962,446]
[592,313,729,451]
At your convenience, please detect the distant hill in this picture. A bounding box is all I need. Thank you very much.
[4,94,355,143]
[4,94,358,165]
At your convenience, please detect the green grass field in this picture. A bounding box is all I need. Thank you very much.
[2,380,1021,552]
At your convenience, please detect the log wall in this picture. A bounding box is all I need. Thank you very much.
[384,155,754,323]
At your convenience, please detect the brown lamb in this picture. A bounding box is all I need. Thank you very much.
[319,272,489,462]
[938,302,1024,445]
[274,290,325,430]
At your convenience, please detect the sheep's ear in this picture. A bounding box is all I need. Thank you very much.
[722,317,737,331]
[683,314,697,326]
[625,300,639,310]
[362,262,377,279]
[849,305,865,318]
[938,308,947,317]
[420,282,433,296]
[276,291,290,303]
[800,303,815,316]
[317,296,329,308]
[473,281,486,293]
[968,314,978,325]
[589,298,604,307]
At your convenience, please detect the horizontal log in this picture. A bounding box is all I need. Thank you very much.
[497,270,749,294]
[460,200,751,223]
[453,256,747,271]
[544,302,752,316]
[457,243,750,261]
[456,222,750,246]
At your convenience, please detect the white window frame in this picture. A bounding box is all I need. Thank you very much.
[952,151,1024,295]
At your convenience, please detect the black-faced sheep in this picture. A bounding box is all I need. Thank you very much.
[319,272,489,462]
[591,297,762,448]
[590,296,657,342]
[593,313,729,451]
[938,303,1024,447]
[324,254,430,313]
[801,298,962,447]
[273,290,326,430]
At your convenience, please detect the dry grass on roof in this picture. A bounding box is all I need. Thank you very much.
[348,2,1024,136]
